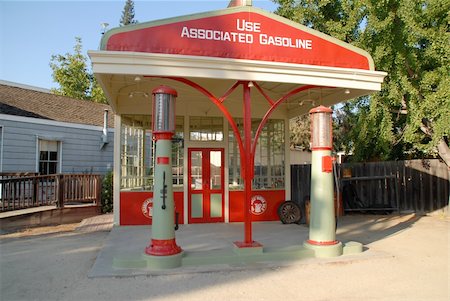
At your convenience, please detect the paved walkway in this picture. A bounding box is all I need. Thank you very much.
[75,214,113,233]
[0,206,56,219]
[1,214,449,301]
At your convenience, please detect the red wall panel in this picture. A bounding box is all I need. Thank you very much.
[229,190,285,222]
[119,190,285,225]
[120,191,184,225]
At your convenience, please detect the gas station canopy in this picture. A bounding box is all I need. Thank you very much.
[89,5,386,118]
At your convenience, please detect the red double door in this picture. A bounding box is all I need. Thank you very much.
[188,148,224,223]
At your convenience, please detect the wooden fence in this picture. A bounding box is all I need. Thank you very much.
[291,159,449,214]
[0,173,102,212]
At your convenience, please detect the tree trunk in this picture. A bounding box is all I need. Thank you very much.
[437,139,450,169]
[420,122,450,169]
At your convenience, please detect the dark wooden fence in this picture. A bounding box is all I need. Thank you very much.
[291,159,449,214]
[0,173,102,212]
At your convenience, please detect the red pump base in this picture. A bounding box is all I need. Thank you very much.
[145,238,182,256]
[233,241,263,248]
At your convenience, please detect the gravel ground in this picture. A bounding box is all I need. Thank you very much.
[0,214,448,301]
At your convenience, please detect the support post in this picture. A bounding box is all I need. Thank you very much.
[56,174,64,208]
[234,82,262,250]
[243,82,252,244]
[32,177,38,206]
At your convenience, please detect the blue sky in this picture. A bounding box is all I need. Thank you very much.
[0,0,277,90]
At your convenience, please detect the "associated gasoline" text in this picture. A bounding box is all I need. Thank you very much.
[180,19,313,50]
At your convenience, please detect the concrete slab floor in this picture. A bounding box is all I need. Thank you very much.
[90,221,372,277]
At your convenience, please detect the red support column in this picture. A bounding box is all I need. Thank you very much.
[234,81,262,249]
[243,82,253,245]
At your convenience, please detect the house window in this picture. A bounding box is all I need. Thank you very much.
[189,116,223,141]
[120,115,184,190]
[39,140,59,175]
[228,119,285,190]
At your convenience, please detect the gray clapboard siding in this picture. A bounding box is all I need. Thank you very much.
[0,117,113,174]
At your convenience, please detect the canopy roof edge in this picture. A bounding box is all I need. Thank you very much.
[89,51,386,91]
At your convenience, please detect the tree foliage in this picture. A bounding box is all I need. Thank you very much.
[101,171,114,213]
[120,0,138,26]
[275,0,450,165]
[50,37,107,103]
[290,114,310,150]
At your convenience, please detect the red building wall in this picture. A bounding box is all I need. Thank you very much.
[119,190,285,225]
[120,191,184,225]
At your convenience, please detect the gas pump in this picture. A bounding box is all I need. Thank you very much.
[303,106,343,257]
[144,86,183,269]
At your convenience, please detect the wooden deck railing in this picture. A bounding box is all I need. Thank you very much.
[0,173,102,212]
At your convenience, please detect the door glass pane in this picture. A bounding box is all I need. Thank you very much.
[190,151,203,190]
[210,151,222,190]
[191,194,203,218]
[210,193,222,218]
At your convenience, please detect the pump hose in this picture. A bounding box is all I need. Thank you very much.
[332,158,340,232]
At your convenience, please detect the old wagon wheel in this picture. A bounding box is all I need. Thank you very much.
[278,201,302,224]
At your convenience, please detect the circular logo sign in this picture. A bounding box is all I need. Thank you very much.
[141,198,153,219]
[251,195,267,215]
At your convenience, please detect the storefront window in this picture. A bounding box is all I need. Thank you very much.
[172,119,184,186]
[228,119,285,190]
[120,115,184,190]
[189,116,223,141]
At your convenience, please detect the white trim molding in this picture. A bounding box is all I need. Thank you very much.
[0,114,115,133]
[89,51,386,92]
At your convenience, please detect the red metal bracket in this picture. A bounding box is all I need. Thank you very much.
[145,76,321,245]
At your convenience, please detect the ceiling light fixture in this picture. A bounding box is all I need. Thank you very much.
[129,91,149,98]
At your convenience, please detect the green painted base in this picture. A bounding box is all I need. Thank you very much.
[143,252,184,270]
[303,241,343,258]
[112,240,363,272]
[113,252,185,270]
[343,241,363,255]
[113,243,316,271]
[183,244,315,266]
[113,255,147,269]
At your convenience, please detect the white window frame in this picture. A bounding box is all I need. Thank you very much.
[36,137,62,174]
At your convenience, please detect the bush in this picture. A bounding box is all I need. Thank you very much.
[101,171,113,213]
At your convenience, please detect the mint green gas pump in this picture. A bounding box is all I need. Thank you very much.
[144,86,183,269]
[303,106,343,257]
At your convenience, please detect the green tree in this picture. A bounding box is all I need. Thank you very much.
[274,0,450,166]
[101,171,114,213]
[50,37,107,103]
[290,114,310,150]
[120,0,138,26]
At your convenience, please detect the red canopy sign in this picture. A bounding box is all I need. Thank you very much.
[103,9,372,70]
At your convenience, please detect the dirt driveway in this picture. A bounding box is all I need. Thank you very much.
[0,214,448,301]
